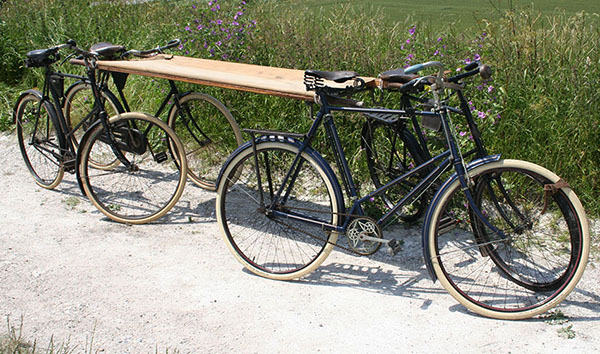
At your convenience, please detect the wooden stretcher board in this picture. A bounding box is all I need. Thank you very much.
[85,55,376,101]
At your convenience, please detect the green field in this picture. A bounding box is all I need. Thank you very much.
[277,0,600,28]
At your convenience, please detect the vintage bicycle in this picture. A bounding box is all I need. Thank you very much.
[13,40,187,224]
[214,60,589,319]
[62,39,243,190]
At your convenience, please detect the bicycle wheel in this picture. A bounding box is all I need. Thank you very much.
[167,92,243,191]
[64,81,124,169]
[426,159,589,319]
[216,137,344,280]
[15,91,64,189]
[78,112,187,224]
[361,119,427,222]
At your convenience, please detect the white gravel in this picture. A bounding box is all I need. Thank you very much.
[1,132,599,353]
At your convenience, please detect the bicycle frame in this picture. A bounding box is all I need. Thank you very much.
[251,90,507,242]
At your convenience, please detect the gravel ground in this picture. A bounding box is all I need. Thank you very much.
[1,132,599,353]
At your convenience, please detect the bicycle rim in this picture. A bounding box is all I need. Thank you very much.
[79,112,187,224]
[216,140,341,280]
[428,160,589,319]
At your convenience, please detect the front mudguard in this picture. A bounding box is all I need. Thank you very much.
[421,154,501,282]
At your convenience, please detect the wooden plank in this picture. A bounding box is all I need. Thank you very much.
[84,55,376,101]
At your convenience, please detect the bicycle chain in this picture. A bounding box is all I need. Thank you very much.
[269,204,386,255]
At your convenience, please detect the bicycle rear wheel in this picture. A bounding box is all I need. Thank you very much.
[167,92,243,191]
[78,112,187,224]
[362,119,428,222]
[216,137,343,280]
[426,159,589,319]
[15,91,64,189]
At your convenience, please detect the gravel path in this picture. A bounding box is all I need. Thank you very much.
[1,132,599,353]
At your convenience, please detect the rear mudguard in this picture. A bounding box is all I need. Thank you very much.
[215,135,346,219]
[421,154,501,282]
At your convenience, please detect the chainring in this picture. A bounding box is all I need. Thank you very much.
[346,216,383,255]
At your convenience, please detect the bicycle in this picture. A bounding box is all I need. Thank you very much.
[214,61,590,319]
[63,39,243,191]
[13,40,188,224]
[360,61,490,224]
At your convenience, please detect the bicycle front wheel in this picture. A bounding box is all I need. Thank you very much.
[15,91,64,189]
[78,112,187,224]
[216,138,343,280]
[426,159,589,319]
[167,92,243,191]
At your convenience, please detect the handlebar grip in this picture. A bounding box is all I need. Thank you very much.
[164,39,181,49]
[464,62,478,71]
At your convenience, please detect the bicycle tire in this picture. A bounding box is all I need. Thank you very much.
[63,81,124,169]
[15,91,65,189]
[78,112,187,224]
[361,119,428,222]
[167,92,243,191]
[216,137,344,280]
[426,159,589,319]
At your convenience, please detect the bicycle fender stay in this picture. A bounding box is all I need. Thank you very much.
[421,154,501,281]
[74,119,103,196]
[215,135,346,214]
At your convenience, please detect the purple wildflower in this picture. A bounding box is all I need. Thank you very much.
[409,26,416,36]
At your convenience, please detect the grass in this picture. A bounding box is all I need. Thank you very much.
[0,0,599,218]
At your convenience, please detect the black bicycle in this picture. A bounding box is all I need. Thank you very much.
[215,61,589,319]
[13,40,188,224]
[62,39,243,191]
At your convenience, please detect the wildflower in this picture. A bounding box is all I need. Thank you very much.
[216,41,222,46]
[474,54,481,61]
[459,131,467,137]
[406,38,411,44]
[437,37,442,42]
[478,111,486,119]
[185,25,191,32]
[464,58,472,65]
[433,50,439,56]
[487,85,494,93]
[409,26,416,36]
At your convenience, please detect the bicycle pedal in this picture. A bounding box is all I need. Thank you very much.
[63,159,76,173]
[154,151,168,163]
[438,215,459,235]
[386,238,402,256]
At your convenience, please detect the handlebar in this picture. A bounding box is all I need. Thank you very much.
[120,39,181,59]
[403,61,445,75]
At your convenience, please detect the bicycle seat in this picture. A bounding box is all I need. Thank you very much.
[304,70,359,83]
[379,68,418,83]
[90,42,126,60]
[25,48,60,68]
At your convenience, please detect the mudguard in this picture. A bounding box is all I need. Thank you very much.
[74,119,103,196]
[13,89,43,124]
[421,154,501,281]
[215,135,346,216]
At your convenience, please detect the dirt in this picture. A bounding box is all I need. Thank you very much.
[1,132,599,353]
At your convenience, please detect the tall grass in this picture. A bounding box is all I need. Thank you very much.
[0,0,598,215]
